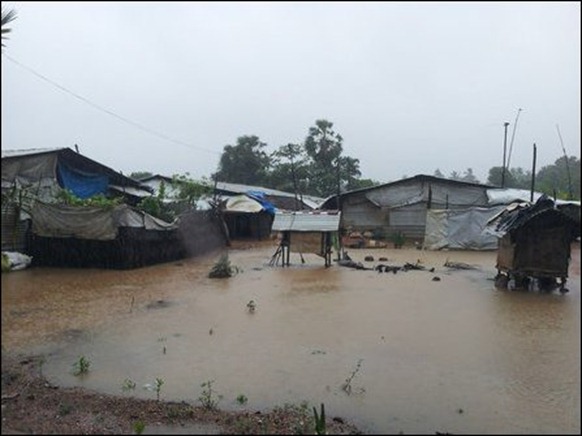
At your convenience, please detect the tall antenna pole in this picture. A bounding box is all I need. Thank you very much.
[502,122,509,188]
[556,124,573,201]
[506,107,523,170]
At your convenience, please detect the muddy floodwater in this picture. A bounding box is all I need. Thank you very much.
[2,241,580,434]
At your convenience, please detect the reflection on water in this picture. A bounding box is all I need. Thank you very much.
[2,243,580,434]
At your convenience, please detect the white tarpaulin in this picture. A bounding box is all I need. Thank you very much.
[424,206,506,250]
[224,195,264,213]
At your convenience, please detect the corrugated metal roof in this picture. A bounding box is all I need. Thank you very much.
[271,211,341,232]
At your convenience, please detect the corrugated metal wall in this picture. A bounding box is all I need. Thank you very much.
[339,179,490,242]
[1,204,30,252]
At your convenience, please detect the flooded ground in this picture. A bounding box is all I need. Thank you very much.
[2,241,580,434]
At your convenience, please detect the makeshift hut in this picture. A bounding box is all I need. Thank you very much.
[270,210,341,267]
[213,181,323,211]
[218,194,275,240]
[484,195,580,291]
[1,147,153,253]
[319,175,494,246]
[29,201,227,269]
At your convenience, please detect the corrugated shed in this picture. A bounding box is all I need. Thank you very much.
[272,211,341,232]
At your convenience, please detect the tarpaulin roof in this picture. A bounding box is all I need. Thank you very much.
[2,147,152,197]
[484,195,580,238]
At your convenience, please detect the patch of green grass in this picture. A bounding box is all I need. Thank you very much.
[132,420,146,435]
[199,380,223,409]
[72,355,91,376]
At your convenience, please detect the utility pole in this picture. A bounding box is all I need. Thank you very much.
[502,122,509,188]
[556,124,574,201]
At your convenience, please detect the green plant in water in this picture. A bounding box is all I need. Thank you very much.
[132,420,146,435]
[155,377,164,401]
[208,253,239,278]
[199,380,222,409]
[72,355,91,376]
[121,378,137,392]
[236,393,248,405]
[313,403,326,435]
[390,231,405,248]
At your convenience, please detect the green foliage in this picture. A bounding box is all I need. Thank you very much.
[348,177,380,190]
[121,378,137,392]
[485,156,581,200]
[535,155,580,200]
[56,189,122,209]
[171,173,212,207]
[313,403,326,435]
[72,355,91,376]
[129,171,153,180]
[208,253,239,278]
[390,231,405,248]
[236,393,248,405]
[1,7,17,48]
[212,120,366,197]
[155,377,164,401]
[132,420,146,435]
[199,380,223,410]
[304,119,361,197]
[214,135,271,185]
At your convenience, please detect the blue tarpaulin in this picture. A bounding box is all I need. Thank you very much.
[246,190,277,215]
[57,162,109,199]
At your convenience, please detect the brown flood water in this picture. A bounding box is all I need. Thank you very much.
[2,241,580,434]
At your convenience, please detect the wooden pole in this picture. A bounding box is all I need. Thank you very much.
[502,122,509,188]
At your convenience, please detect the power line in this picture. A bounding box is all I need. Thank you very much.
[2,52,220,156]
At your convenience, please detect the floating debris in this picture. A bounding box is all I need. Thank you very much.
[247,300,256,313]
[444,259,478,270]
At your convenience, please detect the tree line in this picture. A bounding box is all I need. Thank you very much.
[211,119,377,198]
[132,118,580,201]
[209,118,580,201]
[433,154,580,200]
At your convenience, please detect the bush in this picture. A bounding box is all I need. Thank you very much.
[208,254,239,278]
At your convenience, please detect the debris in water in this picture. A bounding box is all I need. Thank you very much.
[247,300,256,313]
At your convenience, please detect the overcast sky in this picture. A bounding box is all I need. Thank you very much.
[2,1,580,185]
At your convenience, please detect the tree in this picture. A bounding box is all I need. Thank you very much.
[129,171,153,180]
[1,7,17,48]
[303,119,361,197]
[486,166,530,189]
[433,169,445,178]
[348,178,380,190]
[214,135,271,186]
[536,155,580,200]
[449,170,462,181]
[171,173,212,208]
[461,168,479,184]
[269,143,310,196]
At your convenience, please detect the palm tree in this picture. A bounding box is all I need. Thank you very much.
[2,7,17,48]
